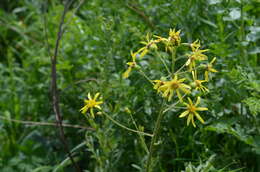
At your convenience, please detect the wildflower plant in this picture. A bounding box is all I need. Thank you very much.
[80,28,217,172]
[121,28,217,171]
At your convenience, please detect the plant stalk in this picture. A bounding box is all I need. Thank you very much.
[146,103,165,172]
[171,48,176,73]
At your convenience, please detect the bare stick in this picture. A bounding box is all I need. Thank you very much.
[0,116,94,130]
[126,3,155,29]
[50,0,81,171]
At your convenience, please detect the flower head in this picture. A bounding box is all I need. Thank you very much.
[138,33,158,58]
[80,92,103,118]
[190,40,201,52]
[168,29,181,46]
[204,57,218,81]
[123,51,137,78]
[186,49,208,71]
[191,70,208,92]
[152,80,165,92]
[179,97,208,127]
[158,75,191,102]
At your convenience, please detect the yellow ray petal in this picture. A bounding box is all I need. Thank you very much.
[94,92,100,100]
[196,107,208,111]
[187,114,192,126]
[194,112,205,124]
[179,110,189,118]
[191,115,196,127]
[88,93,92,100]
[195,97,201,106]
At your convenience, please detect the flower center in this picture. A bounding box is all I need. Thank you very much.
[171,82,179,89]
[88,100,97,107]
[195,80,201,87]
[188,105,196,113]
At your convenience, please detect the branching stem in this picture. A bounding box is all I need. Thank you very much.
[102,112,153,137]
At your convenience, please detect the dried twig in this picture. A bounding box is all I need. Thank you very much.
[61,0,85,37]
[50,0,82,171]
[0,116,94,131]
[126,3,155,29]
[42,0,52,60]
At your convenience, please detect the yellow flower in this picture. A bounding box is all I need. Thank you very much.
[80,92,103,118]
[155,29,181,52]
[186,49,208,71]
[168,29,181,46]
[191,70,208,92]
[123,51,137,78]
[137,33,158,58]
[152,80,165,92]
[158,75,191,102]
[204,57,218,81]
[190,40,201,52]
[179,97,208,127]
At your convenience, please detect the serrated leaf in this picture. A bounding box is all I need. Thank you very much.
[243,97,260,116]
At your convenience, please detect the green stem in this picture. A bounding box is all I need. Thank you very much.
[171,48,177,73]
[102,112,153,137]
[137,68,153,85]
[156,52,171,76]
[146,102,165,172]
[129,112,149,154]
[239,0,248,66]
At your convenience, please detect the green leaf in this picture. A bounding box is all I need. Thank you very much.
[31,166,53,172]
[205,123,254,146]
[243,97,260,116]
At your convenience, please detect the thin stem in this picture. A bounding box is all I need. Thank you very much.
[126,3,155,29]
[129,112,149,154]
[174,54,187,61]
[180,43,190,47]
[156,52,171,76]
[61,0,85,37]
[50,0,81,171]
[42,1,52,59]
[239,0,248,66]
[102,112,153,137]
[137,68,153,84]
[163,96,185,114]
[171,48,177,73]
[146,101,166,172]
[174,63,187,75]
[0,116,93,130]
[176,65,203,75]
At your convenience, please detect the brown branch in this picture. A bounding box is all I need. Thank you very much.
[42,0,52,61]
[126,3,155,29]
[0,116,94,131]
[50,0,82,171]
[61,0,85,37]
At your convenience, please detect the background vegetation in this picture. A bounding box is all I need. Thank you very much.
[0,0,259,171]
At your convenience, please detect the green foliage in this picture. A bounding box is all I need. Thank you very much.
[0,0,259,171]
[243,97,260,116]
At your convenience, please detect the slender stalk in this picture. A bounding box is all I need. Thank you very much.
[102,112,153,137]
[174,63,187,75]
[0,116,93,130]
[50,1,81,171]
[156,52,171,76]
[126,3,155,29]
[239,0,248,66]
[145,100,181,172]
[137,68,153,84]
[129,112,149,154]
[171,48,177,73]
[146,102,165,172]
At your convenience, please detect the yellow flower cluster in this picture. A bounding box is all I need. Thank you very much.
[123,29,218,127]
